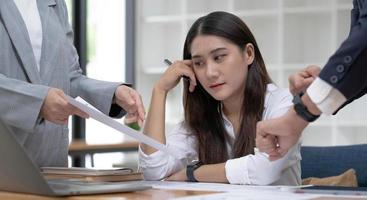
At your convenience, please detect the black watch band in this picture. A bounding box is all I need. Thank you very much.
[293,92,320,122]
[186,160,203,182]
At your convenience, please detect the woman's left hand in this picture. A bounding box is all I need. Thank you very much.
[165,169,187,181]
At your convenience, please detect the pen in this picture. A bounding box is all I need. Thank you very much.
[164,59,172,66]
[163,59,189,81]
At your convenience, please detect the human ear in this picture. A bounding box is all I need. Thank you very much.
[243,43,255,65]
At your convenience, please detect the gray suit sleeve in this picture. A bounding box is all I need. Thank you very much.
[0,75,49,132]
[57,0,126,117]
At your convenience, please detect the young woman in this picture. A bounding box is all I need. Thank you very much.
[139,11,301,185]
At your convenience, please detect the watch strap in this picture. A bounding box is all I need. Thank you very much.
[186,160,203,182]
[293,93,320,122]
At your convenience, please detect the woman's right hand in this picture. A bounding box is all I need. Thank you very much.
[155,60,197,93]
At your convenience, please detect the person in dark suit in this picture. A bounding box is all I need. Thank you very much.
[256,0,367,160]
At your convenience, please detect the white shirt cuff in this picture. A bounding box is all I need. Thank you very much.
[225,156,250,185]
[307,77,347,115]
[138,146,168,168]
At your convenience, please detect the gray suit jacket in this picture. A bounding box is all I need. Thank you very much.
[0,0,123,167]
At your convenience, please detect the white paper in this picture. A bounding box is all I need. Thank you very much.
[149,181,318,200]
[67,96,183,159]
[174,191,319,200]
[150,181,312,193]
[147,181,367,199]
[173,191,367,200]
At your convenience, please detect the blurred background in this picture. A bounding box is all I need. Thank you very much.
[66,0,366,169]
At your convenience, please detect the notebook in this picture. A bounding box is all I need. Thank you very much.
[41,167,143,182]
[0,121,150,196]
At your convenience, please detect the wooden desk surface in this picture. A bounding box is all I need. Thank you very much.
[68,141,139,155]
[0,189,213,200]
[0,189,366,200]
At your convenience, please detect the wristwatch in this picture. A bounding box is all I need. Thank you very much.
[293,92,320,122]
[186,160,203,182]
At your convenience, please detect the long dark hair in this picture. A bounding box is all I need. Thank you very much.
[183,11,272,164]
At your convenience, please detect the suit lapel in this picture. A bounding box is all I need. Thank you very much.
[0,0,41,84]
[37,0,58,84]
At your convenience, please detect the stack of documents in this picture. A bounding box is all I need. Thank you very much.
[41,167,143,182]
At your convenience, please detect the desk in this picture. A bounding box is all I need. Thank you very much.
[68,141,139,156]
[0,189,213,200]
[0,189,365,200]
[68,141,139,167]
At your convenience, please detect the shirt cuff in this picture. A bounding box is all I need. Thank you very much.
[307,77,347,115]
[225,156,250,184]
[138,146,168,168]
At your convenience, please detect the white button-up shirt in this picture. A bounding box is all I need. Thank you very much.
[139,84,301,185]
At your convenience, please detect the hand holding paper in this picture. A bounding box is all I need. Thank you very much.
[114,85,145,127]
[41,88,89,125]
[66,96,183,160]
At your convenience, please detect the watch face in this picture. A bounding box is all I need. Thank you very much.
[188,160,203,169]
[190,160,200,166]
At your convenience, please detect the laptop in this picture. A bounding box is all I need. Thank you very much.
[0,121,151,196]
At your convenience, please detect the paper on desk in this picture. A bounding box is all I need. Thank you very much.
[147,181,365,200]
[174,191,320,200]
[173,190,367,200]
[66,96,183,159]
[148,181,320,200]
[150,181,313,193]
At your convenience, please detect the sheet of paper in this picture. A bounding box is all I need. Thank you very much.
[67,96,183,159]
[149,181,312,193]
[174,191,367,200]
[149,181,318,199]
[147,181,367,199]
[174,191,320,200]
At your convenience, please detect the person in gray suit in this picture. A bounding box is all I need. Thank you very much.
[0,0,145,167]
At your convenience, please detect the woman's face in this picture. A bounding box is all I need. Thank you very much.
[190,35,254,102]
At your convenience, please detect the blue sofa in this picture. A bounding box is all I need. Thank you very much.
[301,144,367,187]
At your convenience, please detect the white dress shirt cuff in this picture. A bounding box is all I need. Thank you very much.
[138,146,168,168]
[225,156,250,185]
[307,77,347,115]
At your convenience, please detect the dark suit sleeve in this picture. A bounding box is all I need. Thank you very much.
[319,0,367,106]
